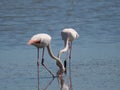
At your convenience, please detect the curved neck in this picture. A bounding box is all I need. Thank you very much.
[47,44,65,72]
[58,38,69,58]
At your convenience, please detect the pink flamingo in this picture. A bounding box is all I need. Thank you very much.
[58,28,79,68]
[28,33,65,90]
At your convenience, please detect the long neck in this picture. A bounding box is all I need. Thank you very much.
[58,38,69,58]
[47,44,65,72]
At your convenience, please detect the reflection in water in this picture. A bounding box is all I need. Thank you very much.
[58,75,69,90]
[57,60,73,90]
[57,71,73,90]
[42,78,54,90]
[0,0,119,90]
[39,66,73,90]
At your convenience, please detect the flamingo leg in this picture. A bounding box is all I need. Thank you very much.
[41,48,55,78]
[64,49,69,74]
[64,41,72,74]
[69,62,73,90]
[69,42,72,60]
[68,42,72,73]
[37,47,40,90]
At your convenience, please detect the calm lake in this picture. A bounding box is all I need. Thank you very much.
[0,0,120,90]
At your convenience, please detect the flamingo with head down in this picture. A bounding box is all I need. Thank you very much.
[58,28,79,68]
[28,33,65,90]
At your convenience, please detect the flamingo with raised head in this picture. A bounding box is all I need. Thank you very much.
[28,33,65,90]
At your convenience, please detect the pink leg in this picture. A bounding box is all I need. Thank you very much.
[68,42,72,72]
[64,42,72,74]
[37,48,40,90]
[41,48,55,78]
[68,42,73,90]
[69,42,72,60]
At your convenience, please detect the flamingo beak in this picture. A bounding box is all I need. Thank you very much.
[64,60,67,74]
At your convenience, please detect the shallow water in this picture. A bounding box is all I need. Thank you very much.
[0,0,120,90]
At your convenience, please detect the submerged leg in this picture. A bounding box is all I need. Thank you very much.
[41,48,55,78]
[37,48,40,90]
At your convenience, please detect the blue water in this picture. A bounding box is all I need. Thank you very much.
[0,0,120,90]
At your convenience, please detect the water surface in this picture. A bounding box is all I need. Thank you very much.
[0,0,120,90]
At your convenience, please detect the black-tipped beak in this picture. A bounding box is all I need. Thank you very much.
[64,60,67,74]
[64,60,67,68]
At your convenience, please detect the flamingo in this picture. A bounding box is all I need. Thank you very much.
[28,33,65,90]
[58,28,79,68]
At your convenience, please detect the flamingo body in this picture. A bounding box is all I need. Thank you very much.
[28,33,51,48]
[61,28,79,41]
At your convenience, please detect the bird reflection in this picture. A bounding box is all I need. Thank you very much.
[58,75,69,90]
[42,78,54,90]
[57,66,73,90]
[39,68,72,90]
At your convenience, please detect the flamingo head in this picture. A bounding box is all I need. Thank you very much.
[56,61,66,73]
